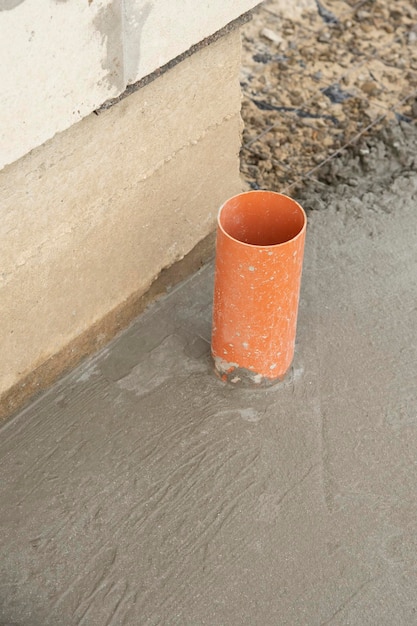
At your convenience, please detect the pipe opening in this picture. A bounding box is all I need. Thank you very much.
[218,191,306,247]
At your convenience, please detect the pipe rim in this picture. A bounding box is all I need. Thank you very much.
[217,190,307,249]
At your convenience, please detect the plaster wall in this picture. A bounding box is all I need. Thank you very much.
[0,0,259,169]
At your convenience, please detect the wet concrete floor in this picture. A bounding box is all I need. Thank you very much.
[1,127,417,625]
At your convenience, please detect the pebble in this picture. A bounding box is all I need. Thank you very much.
[361,81,380,96]
[356,10,371,21]
[261,28,284,46]
[262,159,273,171]
[408,31,417,45]
[318,31,331,43]
[390,9,403,20]
[406,70,417,83]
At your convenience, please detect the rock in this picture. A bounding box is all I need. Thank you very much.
[252,52,271,64]
[408,31,417,45]
[318,31,331,43]
[261,28,284,46]
[406,70,417,85]
[321,83,353,103]
[262,159,273,171]
[389,9,403,20]
[356,10,371,21]
[361,81,380,96]
[315,0,338,24]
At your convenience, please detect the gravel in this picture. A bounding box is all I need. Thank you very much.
[240,0,417,192]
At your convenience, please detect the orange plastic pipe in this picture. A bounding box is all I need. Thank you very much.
[211,190,307,385]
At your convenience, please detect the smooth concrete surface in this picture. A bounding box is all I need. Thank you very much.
[0,0,259,168]
[1,126,417,625]
[0,29,243,415]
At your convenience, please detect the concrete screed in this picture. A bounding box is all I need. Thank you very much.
[1,122,417,624]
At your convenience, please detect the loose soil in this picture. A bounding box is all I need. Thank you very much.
[240,0,417,192]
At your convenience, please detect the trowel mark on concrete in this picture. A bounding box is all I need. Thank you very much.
[257,463,319,522]
[75,363,100,384]
[117,334,206,396]
[216,407,262,423]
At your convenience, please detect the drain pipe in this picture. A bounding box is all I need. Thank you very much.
[211,190,307,385]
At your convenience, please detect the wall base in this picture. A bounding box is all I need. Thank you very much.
[0,29,244,420]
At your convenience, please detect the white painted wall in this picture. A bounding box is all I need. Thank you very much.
[0,0,259,170]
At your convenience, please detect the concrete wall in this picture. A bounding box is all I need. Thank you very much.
[0,0,263,418]
[0,29,244,417]
[0,0,259,169]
